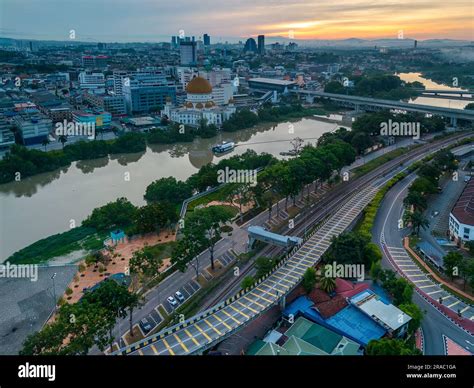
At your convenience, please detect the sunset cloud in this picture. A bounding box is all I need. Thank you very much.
[0,0,472,41]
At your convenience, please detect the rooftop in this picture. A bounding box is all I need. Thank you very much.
[350,290,411,332]
[248,77,296,86]
[451,179,474,226]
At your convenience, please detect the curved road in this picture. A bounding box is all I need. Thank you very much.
[373,173,474,355]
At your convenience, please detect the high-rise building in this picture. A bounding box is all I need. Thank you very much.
[122,69,177,114]
[171,36,177,49]
[78,72,106,94]
[180,41,197,65]
[244,38,258,53]
[257,35,265,55]
[203,34,211,46]
[82,55,108,69]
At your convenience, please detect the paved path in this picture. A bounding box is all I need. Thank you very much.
[373,173,474,355]
[117,181,380,355]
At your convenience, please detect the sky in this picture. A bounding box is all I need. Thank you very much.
[0,0,473,43]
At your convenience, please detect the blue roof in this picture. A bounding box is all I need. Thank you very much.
[326,305,386,346]
[284,295,386,346]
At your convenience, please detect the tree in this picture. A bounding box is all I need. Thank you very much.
[370,260,383,283]
[134,202,178,234]
[322,232,374,267]
[171,236,202,279]
[318,274,336,293]
[443,251,463,280]
[255,257,275,279]
[81,280,136,350]
[82,197,137,231]
[130,246,163,278]
[464,241,474,257]
[144,177,192,205]
[241,276,255,290]
[406,211,429,236]
[58,134,68,148]
[302,267,317,293]
[366,338,421,355]
[41,137,50,151]
[381,270,414,305]
[182,206,234,270]
[399,303,424,335]
[404,191,427,211]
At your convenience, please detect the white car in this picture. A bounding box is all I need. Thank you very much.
[167,296,178,307]
[175,291,185,303]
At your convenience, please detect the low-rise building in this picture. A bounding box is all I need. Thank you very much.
[449,179,474,243]
[248,77,297,93]
[13,113,52,145]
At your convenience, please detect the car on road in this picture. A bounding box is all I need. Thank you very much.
[167,296,178,307]
[175,291,185,303]
[139,318,153,334]
[464,176,471,182]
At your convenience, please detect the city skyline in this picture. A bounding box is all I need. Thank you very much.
[1,0,473,43]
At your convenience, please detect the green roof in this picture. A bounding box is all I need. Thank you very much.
[246,340,266,355]
[283,336,328,355]
[253,342,289,356]
[285,317,342,354]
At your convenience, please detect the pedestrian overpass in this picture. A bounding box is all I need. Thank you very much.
[247,225,303,250]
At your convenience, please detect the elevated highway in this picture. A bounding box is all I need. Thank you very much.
[114,133,472,356]
[293,90,474,126]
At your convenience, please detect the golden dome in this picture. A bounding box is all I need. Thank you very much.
[186,76,212,94]
[196,102,203,109]
[205,101,215,107]
[185,102,194,108]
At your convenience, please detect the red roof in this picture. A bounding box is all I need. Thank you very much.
[451,179,474,226]
[308,288,331,304]
[335,278,370,298]
[313,295,348,319]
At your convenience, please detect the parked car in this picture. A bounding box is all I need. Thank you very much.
[175,291,185,303]
[464,176,471,182]
[139,318,153,334]
[167,296,178,307]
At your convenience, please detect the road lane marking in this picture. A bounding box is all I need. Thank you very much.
[214,314,232,330]
[447,300,461,309]
[194,323,212,342]
[173,333,189,353]
[229,304,250,319]
[203,318,222,336]
[222,309,241,324]
[427,289,443,295]
[184,329,200,346]
[243,295,265,309]
[236,300,258,314]
[460,306,470,314]
[150,344,159,354]
[256,286,277,298]
[162,338,175,355]
[252,291,273,304]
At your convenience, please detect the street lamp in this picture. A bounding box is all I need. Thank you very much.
[51,273,57,311]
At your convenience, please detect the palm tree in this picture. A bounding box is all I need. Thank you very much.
[404,191,427,211]
[58,134,68,148]
[41,137,50,151]
[319,275,336,293]
[406,211,430,236]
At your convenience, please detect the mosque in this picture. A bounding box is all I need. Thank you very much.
[162,76,236,128]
